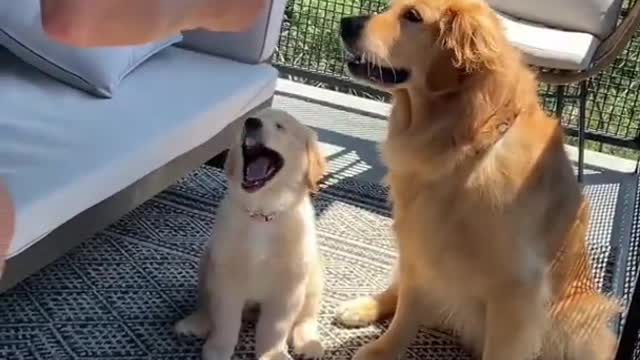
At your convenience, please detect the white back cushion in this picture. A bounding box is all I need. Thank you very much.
[487,0,623,39]
[180,0,287,63]
[0,0,181,98]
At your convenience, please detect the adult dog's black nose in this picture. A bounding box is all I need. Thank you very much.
[244,117,262,132]
[340,15,370,45]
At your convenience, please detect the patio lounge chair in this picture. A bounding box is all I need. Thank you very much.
[487,0,640,182]
[0,0,286,292]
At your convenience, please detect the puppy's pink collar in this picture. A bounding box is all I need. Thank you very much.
[246,209,277,222]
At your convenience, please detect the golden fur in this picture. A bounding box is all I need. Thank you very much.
[174,109,327,360]
[335,1,621,359]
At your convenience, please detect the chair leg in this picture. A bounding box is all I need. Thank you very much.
[555,85,565,119]
[577,81,587,182]
[615,267,640,360]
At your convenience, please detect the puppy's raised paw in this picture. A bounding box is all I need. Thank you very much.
[202,338,235,360]
[335,297,381,328]
[174,311,210,338]
[294,339,324,359]
[351,343,389,360]
[258,349,292,360]
[291,320,324,359]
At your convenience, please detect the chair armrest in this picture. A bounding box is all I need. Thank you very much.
[178,0,286,64]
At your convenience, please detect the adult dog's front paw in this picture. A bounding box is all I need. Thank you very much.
[336,297,381,328]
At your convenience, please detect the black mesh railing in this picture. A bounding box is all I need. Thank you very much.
[273,0,640,157]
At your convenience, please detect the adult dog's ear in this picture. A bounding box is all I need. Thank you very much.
[305,130,327,193]
[437,2,501,73]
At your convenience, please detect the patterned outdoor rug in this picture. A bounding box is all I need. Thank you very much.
[0,165,632,359]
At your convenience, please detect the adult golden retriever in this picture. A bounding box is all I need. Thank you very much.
[335,0,620,359]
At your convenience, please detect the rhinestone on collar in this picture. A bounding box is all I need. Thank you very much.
[247,209,277,222]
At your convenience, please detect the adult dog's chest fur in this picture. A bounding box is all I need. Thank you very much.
[385,150,553,312]
[382,93,575,297]
[391,176,515,275]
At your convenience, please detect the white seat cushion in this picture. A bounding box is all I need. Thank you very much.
[0,46,277,258]
[497,12,600,71]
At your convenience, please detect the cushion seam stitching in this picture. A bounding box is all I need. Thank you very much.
[0,28,97,89]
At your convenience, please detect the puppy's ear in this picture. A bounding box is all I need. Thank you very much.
[437,2,501,73]
[305,130,326,193]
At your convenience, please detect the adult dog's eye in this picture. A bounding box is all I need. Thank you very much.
[276,122,285,131]
[402,8,422,22]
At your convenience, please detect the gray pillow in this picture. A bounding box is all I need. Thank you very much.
[0,0,182,98]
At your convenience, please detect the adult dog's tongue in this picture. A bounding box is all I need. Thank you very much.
[246,157,271,181]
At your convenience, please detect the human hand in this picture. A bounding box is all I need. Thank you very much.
[40,0,266,47]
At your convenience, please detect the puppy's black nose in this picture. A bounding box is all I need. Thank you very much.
[340,15,370,45]
[244,117,262,132]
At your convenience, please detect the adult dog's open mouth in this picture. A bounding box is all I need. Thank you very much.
[242,142,284,193]
[345,51,410,85]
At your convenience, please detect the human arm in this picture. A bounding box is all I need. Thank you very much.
[40,0,266,47]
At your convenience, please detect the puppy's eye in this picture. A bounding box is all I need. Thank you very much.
[276,122,285,131]
[402,8,422,22]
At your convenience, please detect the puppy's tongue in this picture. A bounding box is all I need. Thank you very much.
[245,157,271,181]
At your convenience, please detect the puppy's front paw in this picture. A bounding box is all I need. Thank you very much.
[258,349,292,360]
[294,339,324,359]
[336,297,381,328]
[202,340,234,360]
[174,311,210,338]
[291,320,323,359]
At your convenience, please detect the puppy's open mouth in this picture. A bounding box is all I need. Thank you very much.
[345,52,410,85]
[242,144,284,193]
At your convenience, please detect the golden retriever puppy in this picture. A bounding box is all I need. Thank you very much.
[174,108,327,360]
[335,1,620,359]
